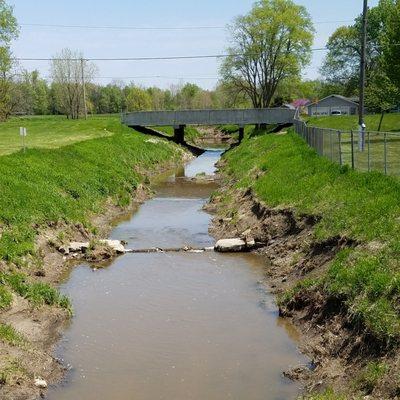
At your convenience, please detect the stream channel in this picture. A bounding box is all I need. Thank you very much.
[47,149,305,400]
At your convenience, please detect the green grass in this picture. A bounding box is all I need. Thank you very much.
[222,129,400,341]
[354,361,388,394]
[0,117,183,265]
[218,124,239,134]
[0,358,28,386]
[301,389,347,400]
[0,324,25,347]
[277,278,322,307]
[301,114,400,175]
[0,272,72,312]
[0,286,12,310]
[306,113,400,132]
[0,115,119,156]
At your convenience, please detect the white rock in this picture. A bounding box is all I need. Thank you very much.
[68,242,89,252]
[214,238,247,253]
[34,378,48,388]
[100,240,126,254]
[246,238,256,248]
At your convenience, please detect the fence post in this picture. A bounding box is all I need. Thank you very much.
[320,128,324,156]
[330,130,333,161]
[384,132,388,175]
[351,130,355,170]
[367,131,371,172]
[338,131,343,166]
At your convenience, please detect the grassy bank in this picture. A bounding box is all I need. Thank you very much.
[219,129,400,398]
[306,113,400,132]
[0,118,184,264]
[0,116,187,396]
[0,116,186,311]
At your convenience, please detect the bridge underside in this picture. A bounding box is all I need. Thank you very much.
[122,108,295,144]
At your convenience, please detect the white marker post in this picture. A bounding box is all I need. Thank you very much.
[20,127,27,153]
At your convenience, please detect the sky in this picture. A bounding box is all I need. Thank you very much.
[9,0,380,90]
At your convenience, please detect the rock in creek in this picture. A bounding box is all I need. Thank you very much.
[60,240,126,255]
[102,240,126,254]
[214,238,247,253]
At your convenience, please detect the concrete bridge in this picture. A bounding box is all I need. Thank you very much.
[122,108,295,143]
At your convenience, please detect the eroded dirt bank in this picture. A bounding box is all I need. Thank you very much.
[0,153,192,400]
[207,159,399,399]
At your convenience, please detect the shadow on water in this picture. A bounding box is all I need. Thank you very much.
[47,148,306,400]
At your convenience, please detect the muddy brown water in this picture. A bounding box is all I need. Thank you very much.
[47,150,305,400]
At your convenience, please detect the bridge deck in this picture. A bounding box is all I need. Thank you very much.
[122,108,295,127]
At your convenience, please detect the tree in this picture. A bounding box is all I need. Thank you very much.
[0,0,19,121]
[381,0,400,90]
[213,81,251,109]
[125,86,152,111]
[50,48,97,119]
[91,84,124,114]
[320,5,384,96]
[365,70,400,131]
[221,0,314,108]
[178,83,201,109]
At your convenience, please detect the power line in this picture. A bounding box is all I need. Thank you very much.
[15,48,329,62]
[34,75,220,80]
[19,20,354,31]
[20,23,225,31]
[93,76,220,80]
[16,54,234,62]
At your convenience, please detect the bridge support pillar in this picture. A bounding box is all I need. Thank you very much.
[173,125,185,144]
[238,126,245,143]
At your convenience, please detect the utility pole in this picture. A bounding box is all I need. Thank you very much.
[81,58,88,120]
[359,0,368,151]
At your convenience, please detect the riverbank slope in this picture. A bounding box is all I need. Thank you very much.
[209,128,400,399]
[0,117,190,399]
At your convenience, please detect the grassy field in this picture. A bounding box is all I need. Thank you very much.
[302,114,400,175]
[0,115,120,156]
[306,112,400,132]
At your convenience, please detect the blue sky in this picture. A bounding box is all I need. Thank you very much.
[10,0,379,89]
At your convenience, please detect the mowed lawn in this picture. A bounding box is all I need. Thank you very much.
[306,112,400,132]
[0,115,120,156]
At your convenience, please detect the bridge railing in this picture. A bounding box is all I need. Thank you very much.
[294,110,400,176]
[122,108,296,127]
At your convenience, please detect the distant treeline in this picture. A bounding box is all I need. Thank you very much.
[6,71,254,118]
[8,68,344,119]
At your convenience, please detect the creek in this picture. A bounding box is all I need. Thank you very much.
[47,150,305,400]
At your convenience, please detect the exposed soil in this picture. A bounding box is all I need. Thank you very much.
[0,153,192,400]
[207,166,400,399]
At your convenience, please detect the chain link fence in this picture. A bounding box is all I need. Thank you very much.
[294,115,400,176]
